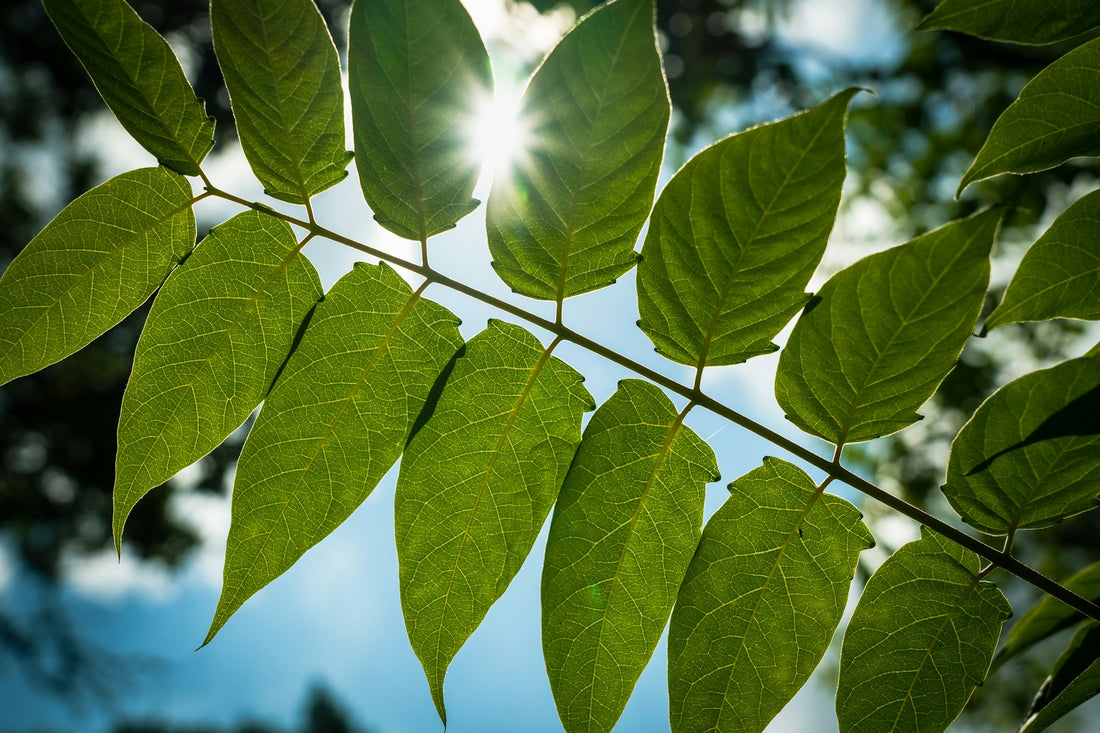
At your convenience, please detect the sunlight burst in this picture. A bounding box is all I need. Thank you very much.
[466,80,531,189]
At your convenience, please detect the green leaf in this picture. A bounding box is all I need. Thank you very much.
[348,0,491,240]
[836,528,1011,733]
[541,379,718,733]
[113,211,322,551]
[668,457,873,733]
[487,0,670,301]
[42,0,214,176]
[943,354,1100,535]
[0,167,195,387]
[637,90,856,367]
[1020,621,1100,733]
[995,560,1100,671]
[917,0,1100,45]
[394,320,592,723]
[775,209,998,445]
[960,38,1100,193]
[985,189,1100,330]
[211,0,351,204]
[206,263,462,644]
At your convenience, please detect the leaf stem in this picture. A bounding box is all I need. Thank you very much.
[200,184,1100,624]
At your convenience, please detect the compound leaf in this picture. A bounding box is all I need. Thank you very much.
[836,528,1011,733]
[395,320,592,724]
[985,189,1100,330]
[637,90,856,367]
[114,211,321,551]
[1020,621,1100,733]
[542,379,718,733]
[206,263,462,644]
[348,0,491,240]
[994,560,1100,672]
[0,167,195,387]
[487,0,669,300]
[775,209,997,445]
[943,354,1100,535]
[211,0,351,204]
[668,457,873,733]
[960,38,1100,193]
[918,0,1100,45]
[43,0,214,175]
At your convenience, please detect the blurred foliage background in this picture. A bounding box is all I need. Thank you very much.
[0,0,1096,730]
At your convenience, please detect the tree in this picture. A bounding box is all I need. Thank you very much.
[1,0,1099,732]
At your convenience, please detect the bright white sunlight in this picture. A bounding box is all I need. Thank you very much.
[466,78,531,187]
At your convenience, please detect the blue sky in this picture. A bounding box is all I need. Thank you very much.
[0,1,917,731]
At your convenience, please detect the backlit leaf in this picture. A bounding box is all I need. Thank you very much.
[960,38,1100,192]
[114,211,322,551]
[206,263,462,644]
[985,189,1100,330]
[541,379,718,733]
[668,457,872,733]
[943,354,1100,535]
[994,560,1100,671]
[836,528,1011,733]
[775,209,997,445]
[43,0,214,175]
[637,90,856,367]
[918,0,1100,45]
[1019,621,1100,733]
[211,0,351,204]
[395,320,592,724]
[348,0,491,240]
[0,167,195,387]
[487,0,669,300]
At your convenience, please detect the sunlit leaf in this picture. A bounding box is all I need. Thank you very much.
[637,90,856,367]
[775,209,997,445]
[541,379,717,733]
[995,560,1100,672]
[348,0,491,240]
[487,0,669,301]
[42,0,214,175]
[668,457,872,733]
[211,0,351,204]
[114,211,321,551]
[836,528,1011,733]
[1019,621,1100,733]
[985,189,1100,330]
[395,320,591,724]
[0,167,195,387]
[206,263,462,644]
[960,38,1100,192]
[943,354,1100,535]
[918,0,1100,45]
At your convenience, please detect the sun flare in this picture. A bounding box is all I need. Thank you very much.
[466,80,531,188]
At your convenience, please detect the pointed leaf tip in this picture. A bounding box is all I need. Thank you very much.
[43,0,215,175]
[637,90,855,368]
[113,210,322,551]
[776,208,997,445]
[396,321,591,723]
[960,38,1100,193]
[0,167,195,387]
[918,0,1100,45]
[542,379,716,732]
[207,263,462,642]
